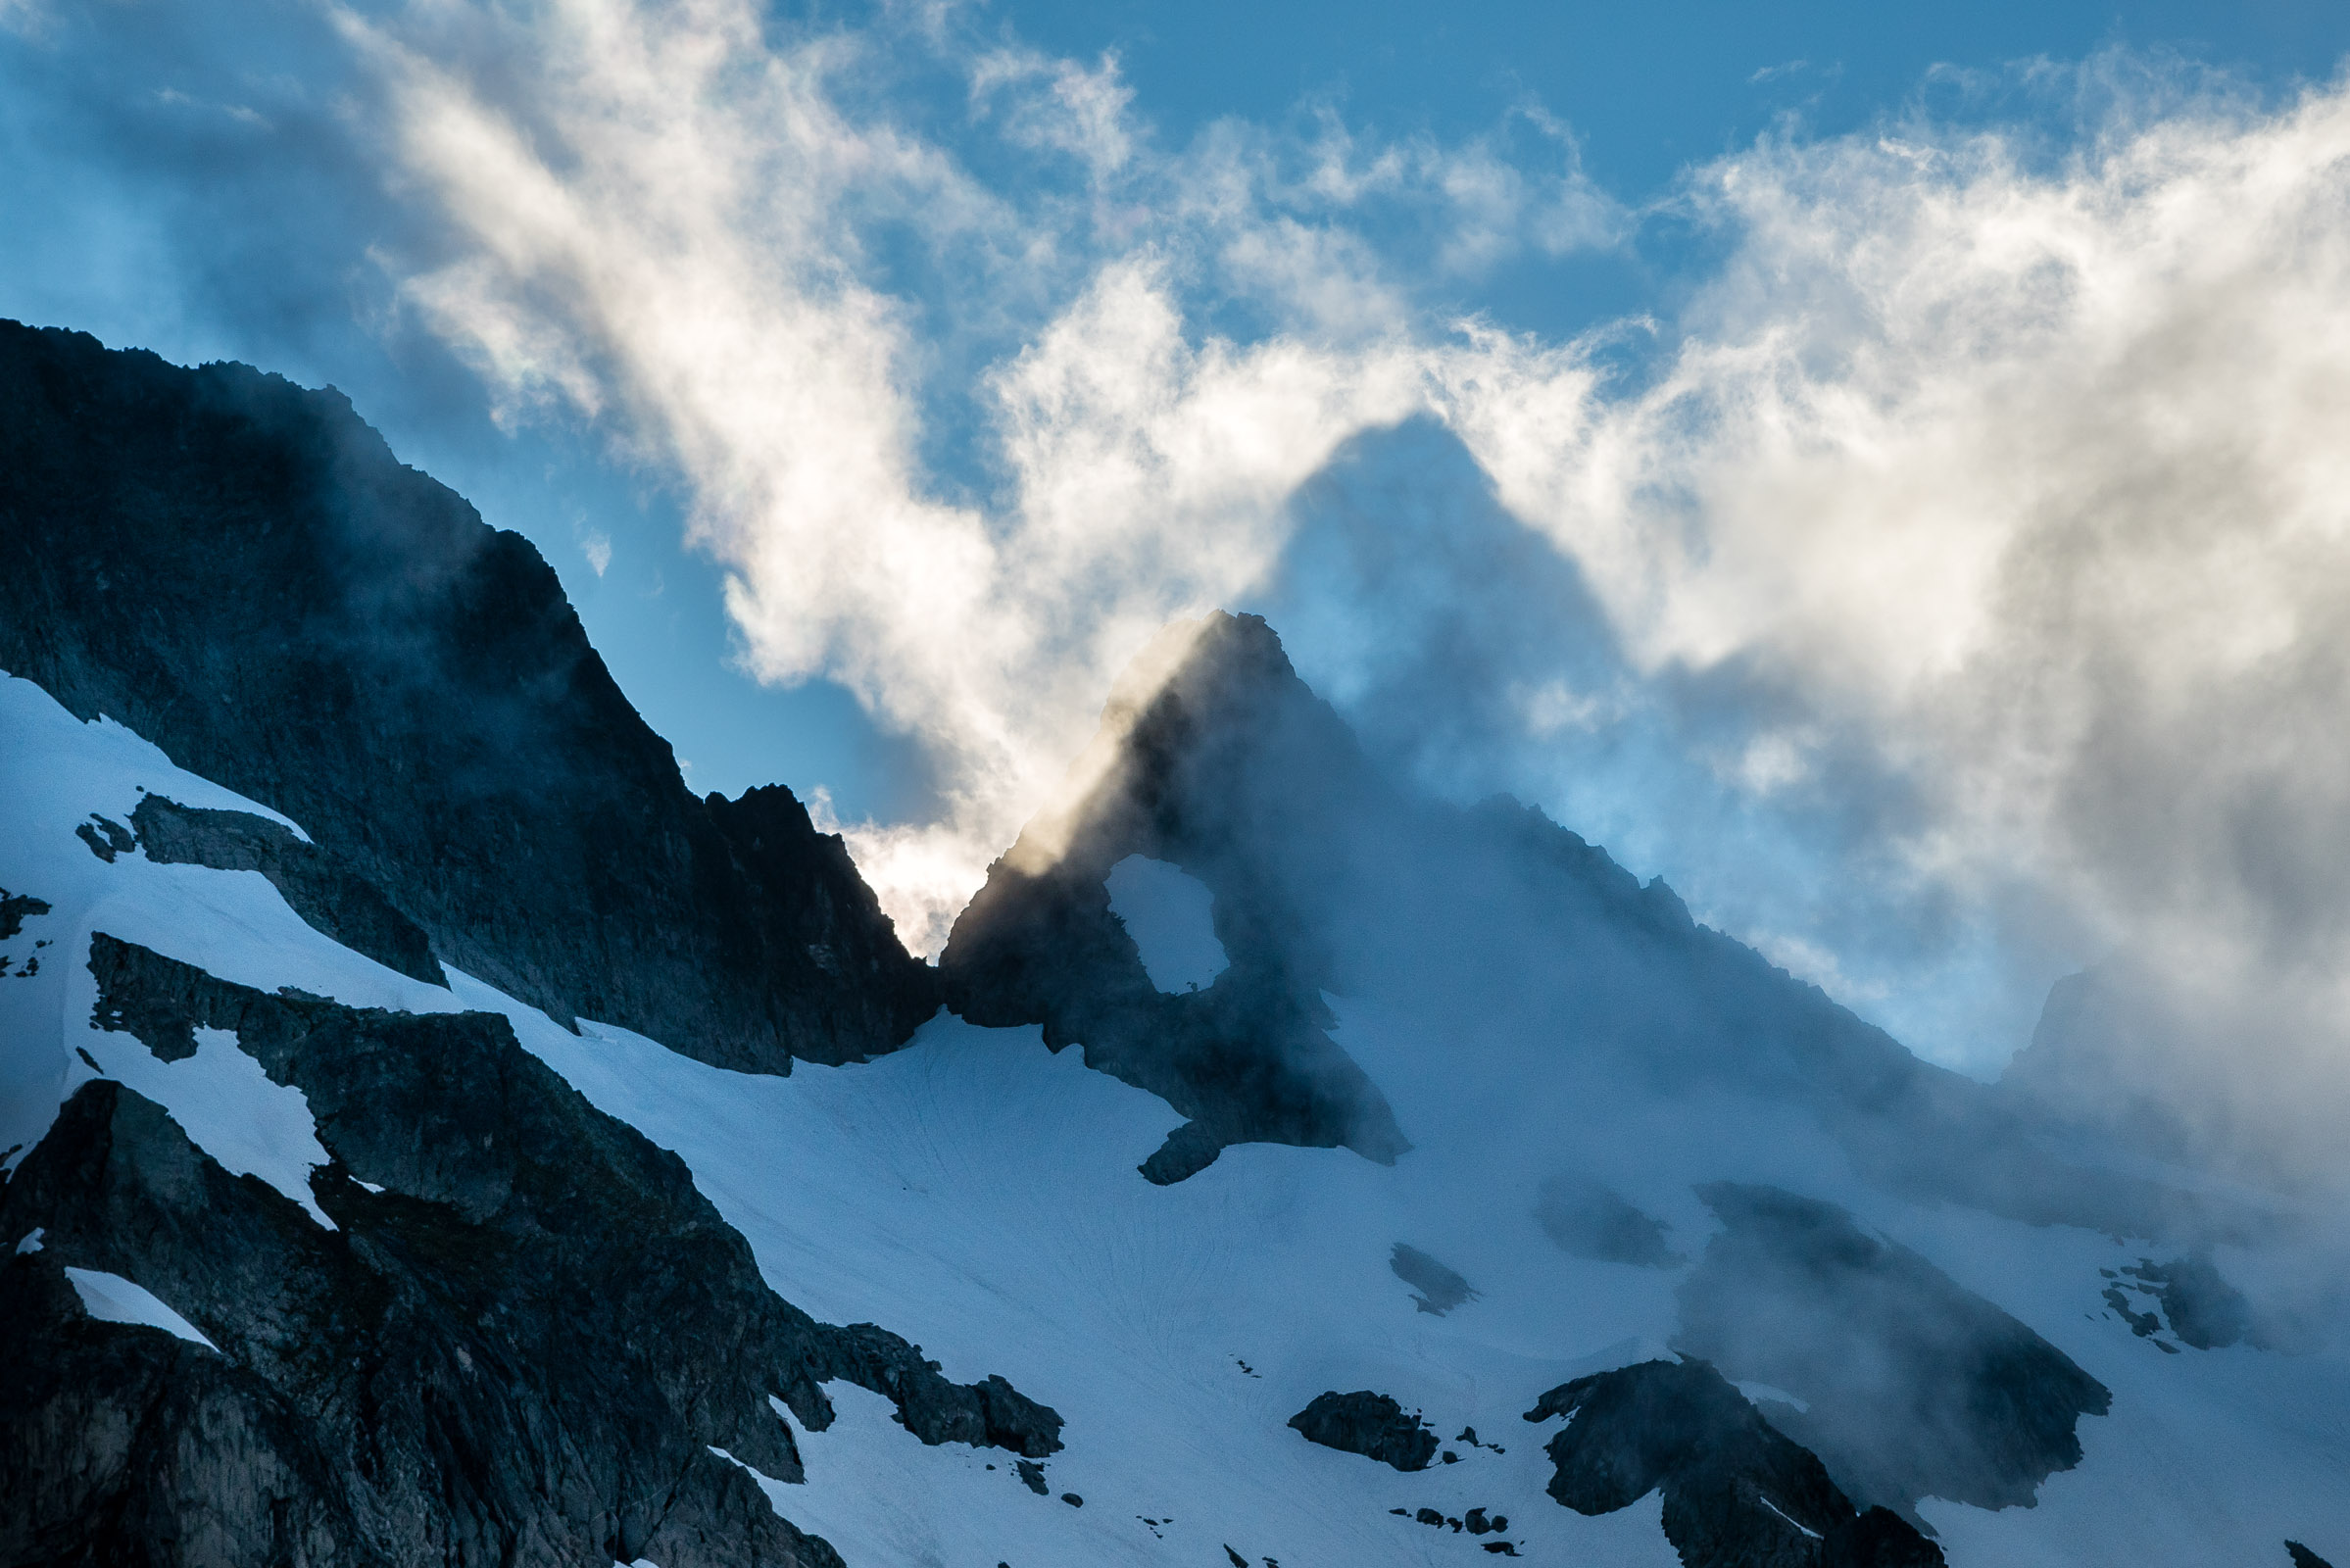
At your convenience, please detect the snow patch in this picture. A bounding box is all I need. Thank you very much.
[15,1227,43,1254]
[80,1024,338,1229]
[0,673,465,1178]
[64,1266,219,1349]
[1105,855,1227,993]
[1735,1380,1811,1414]
[1758,1494,1823,1540]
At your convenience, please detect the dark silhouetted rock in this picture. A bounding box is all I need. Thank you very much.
[942,612,1406,1181]
[2288,1542,2340,1568]
[1523,1358,1944,1568]
[0,319,933,1073]
[1289,1390,1439,1472]
[0,887,47,941]
[1017,1460,1050,1495]
[0,935,1055,1567]
[1823,1508,1948,1568]
[75,814,133,862]
[1675,1183,2110,1521]
[1390,1243,1479,1314]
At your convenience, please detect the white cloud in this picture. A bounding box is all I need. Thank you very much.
[1430,75,2350,1173]
[346,0,1437,950]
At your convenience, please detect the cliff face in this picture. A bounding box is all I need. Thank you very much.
[0,320,933,1071]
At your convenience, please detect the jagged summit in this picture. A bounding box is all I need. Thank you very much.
[945,612,1408,1182]
[0,319,932,1071]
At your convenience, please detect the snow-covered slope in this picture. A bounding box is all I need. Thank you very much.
[7,634,2347,1566]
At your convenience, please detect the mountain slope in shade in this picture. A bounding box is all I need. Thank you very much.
[0,319,931,1074]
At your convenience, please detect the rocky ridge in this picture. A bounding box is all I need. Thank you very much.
[0,319,932,1074]
[0,934,1056,1567]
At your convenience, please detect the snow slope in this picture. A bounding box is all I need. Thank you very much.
[5,667,2346,1567]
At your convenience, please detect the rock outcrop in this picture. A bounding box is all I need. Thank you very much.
[0,319,933,1073]
[0,935,1056,1567]
[1674,1184,2110,1521]
[2103,1252,2264,1350]
[1524,1358,1943,1568]
[1288,1391,1440,1471]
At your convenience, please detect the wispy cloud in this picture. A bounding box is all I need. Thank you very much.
[337,0,1583,947]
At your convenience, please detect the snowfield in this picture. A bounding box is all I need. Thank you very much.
[5,667,2347,1568]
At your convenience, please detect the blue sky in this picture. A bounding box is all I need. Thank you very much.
[6,0,2350,1080]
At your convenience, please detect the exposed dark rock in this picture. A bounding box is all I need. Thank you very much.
[2115,1254,2262,1349]
[1016,1460,1050,1495]
[814,1327,1060,1457]
[1139,1117,1228,1185]
[1060,1494,1083,1507]
[2102,1280,2168,1341]
[0,935,1055,1566]
[1675,1183,2110,1521]
[2288,1543,2340,1568]
[1390,1243,1479,1315]
[0,319,933,1073]
[0,887,48,940]
[1537,1174,1681,1268]
[132,794,445,985]
[1822,1509,1947,1568]
[1288,1390,1439,1471]
[76,814,133,862]
[1522,1358,1944,1568]
[941,612,1406,1181]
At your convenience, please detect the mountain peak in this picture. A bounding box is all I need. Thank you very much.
[945,609,1406,1182]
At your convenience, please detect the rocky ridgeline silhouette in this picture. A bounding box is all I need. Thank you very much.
[0,319,932,1074]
